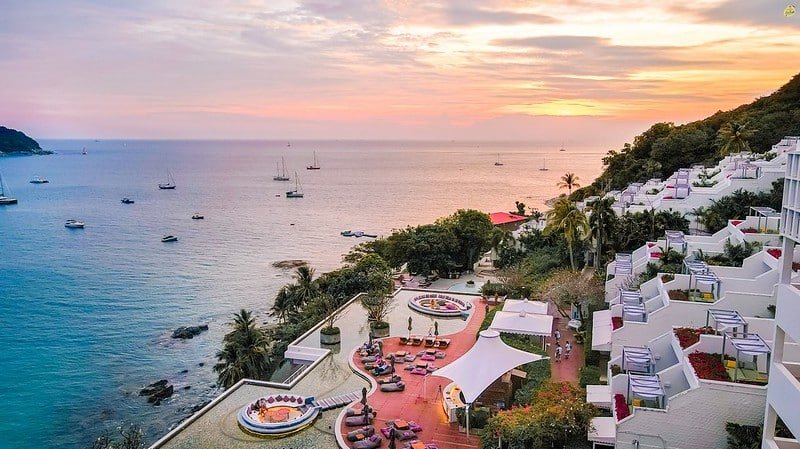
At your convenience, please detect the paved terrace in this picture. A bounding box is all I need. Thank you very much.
[341,301,486,449]
[152,289,479,449]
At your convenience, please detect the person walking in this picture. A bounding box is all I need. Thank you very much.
[565,341,572,360]
[554,329,561,345]
[555,344,563,362]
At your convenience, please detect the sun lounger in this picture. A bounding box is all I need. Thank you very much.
[434,351,446,359]
[373,365,394,376]
[377,374,402,385]
[425,365,437,372]
[345,414,375,426]
[387,419,422,432]
[411,367,427,375]
[380,381,405,392]
[352,434,382,449]
[347,426,375,441]
[411,336,423,346]
[436,339,450,348]
[404,354,416,362]
[361,356,378,363]
[399,336,409,345]
[424,337,435,347]
[420,354,435,361]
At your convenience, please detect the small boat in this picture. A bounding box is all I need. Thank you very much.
[158,168,177,189]
[286,172,304,198]
[0,172,18,205]
[82,147,87,155]
[192,213,204,219]
[342,230,377,238]
[494,154,504,166]
[539,159,549,171]
[121,197,134,204]
[273,157,290,181]
[341,230,353,236]
[161,235,178,242]
[65,219,85,228]
[306,151,321,170]
[559,144,566,152]
[30,176,49,184]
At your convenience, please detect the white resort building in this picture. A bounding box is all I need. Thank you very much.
[588,137,800,449]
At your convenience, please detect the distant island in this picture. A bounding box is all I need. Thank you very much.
[0,126,51,155]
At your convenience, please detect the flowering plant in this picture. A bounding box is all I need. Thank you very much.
[614,394,630,420]
[612,317,623,330]
[688,352,731,382]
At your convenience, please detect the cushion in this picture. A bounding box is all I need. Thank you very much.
[726,360,737,369]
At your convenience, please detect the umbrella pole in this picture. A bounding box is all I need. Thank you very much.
[466,403,470,438]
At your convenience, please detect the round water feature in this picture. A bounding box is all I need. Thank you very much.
[238,394,320,437]
[407,293,472,317]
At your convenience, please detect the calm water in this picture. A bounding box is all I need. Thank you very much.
[0,140,604,448]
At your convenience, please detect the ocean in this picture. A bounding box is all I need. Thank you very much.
[0,140,605,448]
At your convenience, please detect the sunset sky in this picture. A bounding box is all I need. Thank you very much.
[1,0,798,145]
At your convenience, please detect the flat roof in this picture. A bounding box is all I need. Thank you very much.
[489,212,528,225]
[592,310,612,352]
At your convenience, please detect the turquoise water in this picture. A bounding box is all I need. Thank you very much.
[0,140,605,448]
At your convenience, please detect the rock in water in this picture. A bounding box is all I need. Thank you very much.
[271,259,308,269]
[171,325,209,339]
[140,380,174,405]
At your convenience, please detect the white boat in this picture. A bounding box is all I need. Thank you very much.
[30,176,49,184]
[306,151,321,170]
[494,154,504,166]
[286,172,304,198]
[0,171,18,205]
[82,147,87,155]
[158,169,176,189]
[161,235,178,242]
[192,213,204,220]
[539,159,549,171]
[274,157,290,181]
[65,219,85,228]
[121,197,134,204]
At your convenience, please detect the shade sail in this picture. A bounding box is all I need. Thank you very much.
[728,332,771,356]
[489,311,553,337]
[619,290,642,305]
[622,346,654,373]
[707,309,746,330]
[629,374,664,399]
[502,299,549,315]
[592,310,612,352]
[431,329,545,403]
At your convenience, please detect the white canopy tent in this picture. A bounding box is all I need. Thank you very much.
[489,310,554,347]
[432,329,546,436]
[502,298,549,315]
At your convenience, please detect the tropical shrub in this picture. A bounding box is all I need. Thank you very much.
[725,422,762,449]
[674,327,714,349]
[612,317,623,330]
[579,365,602,388]
[688,352,731,381]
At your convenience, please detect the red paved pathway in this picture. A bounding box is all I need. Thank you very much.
[547,312,584,384]
[341,300,487,449]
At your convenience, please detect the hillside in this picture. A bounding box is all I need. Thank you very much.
[574,72,800,199]
[0,126,49,155]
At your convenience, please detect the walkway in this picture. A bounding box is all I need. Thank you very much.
[340,299,487,449]
[548,314,585,384]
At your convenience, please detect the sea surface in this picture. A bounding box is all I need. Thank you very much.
[0,140,605,448]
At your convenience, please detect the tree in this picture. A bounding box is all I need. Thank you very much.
[439,209,494,270]
[514,201,527,216]
[269,286,293,323]
[587,197,617,266]
[557,172,581,195]
[481,382,597,449]
[292,265,319,307]
[544,198,589,271]
[539,270,604,320]
[91,424,143,449]
[718,121,756,156]
[214,309,273,388]
[489,227,513,261]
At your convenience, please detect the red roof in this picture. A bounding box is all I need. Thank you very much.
[489,212,527,225]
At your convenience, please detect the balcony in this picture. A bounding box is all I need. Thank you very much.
[778,285,800,343]
[767,363,800,440]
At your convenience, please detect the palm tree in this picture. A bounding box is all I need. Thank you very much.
[558,172,581,195]
[545,197,590,271]
[292,265,318,307]
[718,121,756,156]
[269,286,292,323]
[214,309,272,388]
[587,197,616,267]
[489,227,513,261]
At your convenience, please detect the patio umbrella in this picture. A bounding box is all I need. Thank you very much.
[408,316,413,338]
[361,387,367,406]
[363,403,372,425]
[434,321,439,342]
[368,332,373,347]
[388,427,397,449]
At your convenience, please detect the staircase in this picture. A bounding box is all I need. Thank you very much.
[312,391,363,411]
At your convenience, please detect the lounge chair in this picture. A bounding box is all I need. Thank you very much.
[361,356,378,363]
[345,414,375,426]
[420,354,435,362]
[346,407,378,417]
[411,336,423,346]
[387,419,422,432]
[347,426,375,441]
[380,381,405,392]
[399,336,409,345]
[404,354,416,362]
[434,351,446,359]
[381,427,417,440]
[411,367,427,375]
[377,374,402,385]
[437,339,450,348]
[424,337,435,347]
[352,434,382,449]
[373,365,394,376]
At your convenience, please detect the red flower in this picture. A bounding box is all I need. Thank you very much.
[614,394,630,420]
[767,248,782,259]
[674,327,713,349]
[612,317,624,331]
[731,220,743,226]
[688,352,731,382]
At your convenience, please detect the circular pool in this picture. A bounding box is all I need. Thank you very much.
[408,293,472,317]
[238,394,320,437]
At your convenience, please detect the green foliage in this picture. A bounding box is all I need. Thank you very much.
[456,406,491,429]
[725,422,761,449]
[697,181,784,232]
[214,309,273,388]
[573,72,800,197]
[484,382,597,449]
[704,240,762,267]
[579,365,602,388]
[0,126,43,153]
[611,209,689,251]
[545,197,590,270]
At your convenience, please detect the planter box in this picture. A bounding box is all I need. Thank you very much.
[370,324,390,338]
[320,330,341,345]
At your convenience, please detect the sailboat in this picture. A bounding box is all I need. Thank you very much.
[539,159,549,171]
[494,154,504,166]
[286,172,304,198]
[158,169,176,189]
[306,151,321,170]
[82,147,87,155]
[274,157,290,181]
[0,171,18,205]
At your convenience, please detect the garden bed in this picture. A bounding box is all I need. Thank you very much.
[688,352,731,382]
[674,327,714,349]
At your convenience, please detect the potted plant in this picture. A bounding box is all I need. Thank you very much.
[319,294,342,345]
